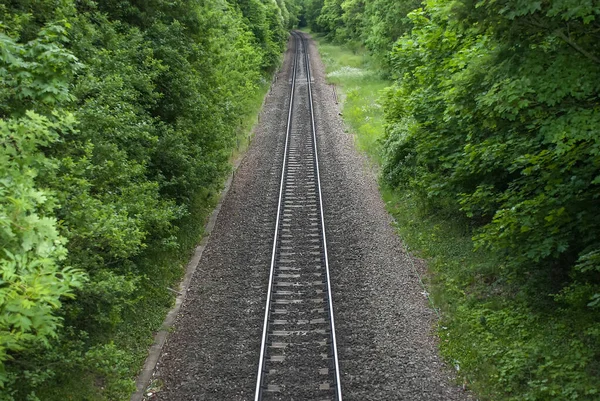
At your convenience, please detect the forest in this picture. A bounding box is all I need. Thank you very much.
[304,0,600,399]
[0,0,297,399]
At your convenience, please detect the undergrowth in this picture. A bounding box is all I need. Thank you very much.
[311,33,600,401]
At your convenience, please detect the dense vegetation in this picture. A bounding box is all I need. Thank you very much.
[304,0,600,399]
[0,0,296,399]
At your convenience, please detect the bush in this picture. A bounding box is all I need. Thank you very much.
[0,26,85,386]
[380,1,600,398]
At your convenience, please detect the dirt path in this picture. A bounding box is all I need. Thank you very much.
[146,33,470,401]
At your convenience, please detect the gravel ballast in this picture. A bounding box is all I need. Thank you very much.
[149,33,470,401]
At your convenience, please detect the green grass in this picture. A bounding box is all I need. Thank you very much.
[311,35,600,401]
[312,36,388,164]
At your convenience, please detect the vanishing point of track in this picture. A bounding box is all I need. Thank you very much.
[254,31,343,401]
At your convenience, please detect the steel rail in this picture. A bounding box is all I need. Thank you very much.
[254,30,342,401]
[254,30,299,401]
[300,32,343,401]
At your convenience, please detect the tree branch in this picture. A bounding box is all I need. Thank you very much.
[553,28,600,65]
[526,16,600,65]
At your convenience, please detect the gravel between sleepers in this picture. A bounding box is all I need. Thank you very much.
[149,33,471,401]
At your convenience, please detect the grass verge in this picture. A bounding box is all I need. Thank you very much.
[311,36,388,164]
[311,33,600,401]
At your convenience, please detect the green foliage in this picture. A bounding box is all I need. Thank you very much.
[1,0,290,398]
[231,0,289,69]
[362,0,420,65]
[0,27,85,386]
[382,0,600,301]
[443,301,600,400]
[0,111,85,382]
[378,0,600,399]
[0,23,79,115]
[383,187,600,400]
[302,0,420,71]
[316,0,344,38]
[310,1,600,398]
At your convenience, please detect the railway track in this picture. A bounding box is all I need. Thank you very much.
[254,31,343,401]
